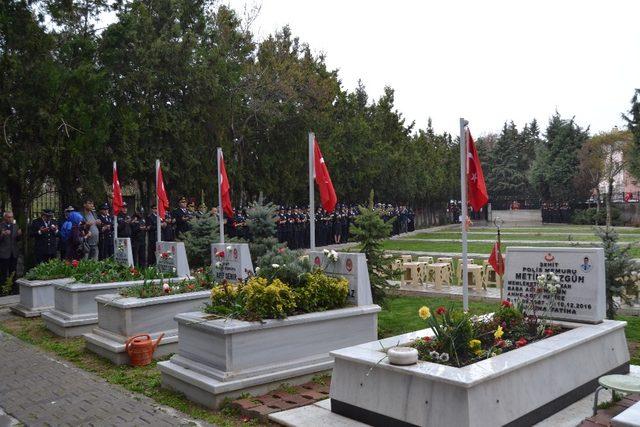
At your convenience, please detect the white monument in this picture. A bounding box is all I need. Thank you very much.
[156,241,190,277]
[114,237,134,267]
[210,243,253,282]
[503,247,606,323]
[308,251,373,306]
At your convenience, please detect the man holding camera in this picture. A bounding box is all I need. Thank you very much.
[30,209,59,264]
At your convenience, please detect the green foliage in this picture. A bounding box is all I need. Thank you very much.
[68,259,172,284]
[596,227,640,319]
[350,191,396,303]
[256,245,312,287]
[244,197,278,263]
[243,277,297,319]
[294,270,349,313]
[180,214,220,268]
[120,269,215,298]
[25,258,74,280]
[530,112,590,204]
[624,89,640,181]
[571,207,622,226]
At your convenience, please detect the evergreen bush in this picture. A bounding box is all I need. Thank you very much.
[245,197,279,263]
[180,213,220,268]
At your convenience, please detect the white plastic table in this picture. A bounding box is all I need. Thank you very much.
[593,374,640,415]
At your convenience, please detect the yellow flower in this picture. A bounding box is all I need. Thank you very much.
[418,306,431,320]
[474,349,484,357]
[468,339,481,349]
[494,325,504,340]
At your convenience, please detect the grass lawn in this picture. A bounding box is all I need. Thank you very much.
[405,232,639,242]
[381,239,640,257]
[378,296,640,365]
[0,316,262,427]
[469,226,640,234]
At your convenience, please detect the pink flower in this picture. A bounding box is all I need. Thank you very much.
[422,336,432,342]
[163,283,171,293]
[216,251,225,258]
[515,338,528,348]
[501,300,512,308]
[544,328,554,337]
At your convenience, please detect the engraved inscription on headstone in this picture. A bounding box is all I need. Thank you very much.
[210,243,254,282]
[308,251,373,306]
[155,241,190,277]
[114,237,134,267]
[503,247,605,323]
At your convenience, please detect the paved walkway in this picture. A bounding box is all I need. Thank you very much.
[0,320,211,427]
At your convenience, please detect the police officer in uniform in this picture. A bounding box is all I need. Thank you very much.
[173,197,192,239]
[146,204,163,264]
[97,203,114,260]
[30,209,59,264]
[116,202,132,239]
[131,209,148,267]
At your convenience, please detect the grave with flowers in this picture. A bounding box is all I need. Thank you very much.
[158,249,380,409]
[329,247,629,427]
[42,260,180,338]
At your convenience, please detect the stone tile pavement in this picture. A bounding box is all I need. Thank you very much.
[0,327,212,427]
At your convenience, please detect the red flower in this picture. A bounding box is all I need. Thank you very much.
[496,339,506,348]
[71,260,79,268]
[422,336,432,342]
[544,328,554,337]
[216,251,225,258]
[515,338,528,348]
[435,306,446,315]
[501,300,512,308]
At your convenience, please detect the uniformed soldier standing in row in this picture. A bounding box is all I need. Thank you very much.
[116,202,132,238]
[97,203,114,260]
[30,209,59,264]
[173,197,192,239]
[146,204,162,264]
[131,210,148,267]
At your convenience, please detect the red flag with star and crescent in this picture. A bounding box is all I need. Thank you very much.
[488,241,505,276]
[218,151,234,218]
[314,139,337,213]
[466,130,488,212]
[112,162,124,216]
[156,163,169,220]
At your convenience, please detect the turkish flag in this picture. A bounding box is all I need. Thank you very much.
[219,151,234,218]
[488,241,505,276]
[156,163,169,220]
[466,130,488,212]
[314,139,337,213]
[112,162,124,216]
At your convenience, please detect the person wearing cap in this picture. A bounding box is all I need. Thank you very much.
[173,196,192,238]
[146,204,163,264]
[97,203,114,260]
[131,208,148,267]
[81,199,100,260]
[116,202,132,239]
[30,209,59,264]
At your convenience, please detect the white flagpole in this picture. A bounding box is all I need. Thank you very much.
[156,159,161,244]
[217,147,225,244]
[113,161,118,258]
[459,118,469,312]
[308,132,315,250]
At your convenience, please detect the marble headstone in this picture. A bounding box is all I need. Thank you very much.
[308,251,373,306]
[156,241,190,277]
[502,247,606,323]
[114,238,134,267]
[210,243,254,282]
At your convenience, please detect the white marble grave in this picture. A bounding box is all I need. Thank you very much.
[84,290,210,364]
[329,320,629,427]
[11,277,74,317]
[503,247,606,323]
[210,243,253,282]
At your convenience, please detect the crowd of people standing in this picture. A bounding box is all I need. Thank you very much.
[0,198,415,294]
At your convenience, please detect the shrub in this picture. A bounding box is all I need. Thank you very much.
[180,214,220,268]
[571,207,622,226]
[243,277,297,319]
[120,269,214,298]
[295,271,349,312]
[71,259,172,284]
[245,197,279,263]
[257,245,312,287]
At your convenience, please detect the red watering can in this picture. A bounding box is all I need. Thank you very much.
[125,333,164,367]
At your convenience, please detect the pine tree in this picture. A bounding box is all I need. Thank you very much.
[623,89,640,180]
[245,196,278,263]
[350,190,395,303]
[181,214,219,268]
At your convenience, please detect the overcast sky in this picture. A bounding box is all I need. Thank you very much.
[225,0,640,137]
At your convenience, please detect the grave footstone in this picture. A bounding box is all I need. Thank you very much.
[210,243,253,282]
[308,251,373,306]
[114,238,134,267]
[502,247,606,323]
[155,241,190,277]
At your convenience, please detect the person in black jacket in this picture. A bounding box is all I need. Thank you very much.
[30,209,59,264]
[173,197,192,238]
[97,203,114,260]
[116,202,132,238]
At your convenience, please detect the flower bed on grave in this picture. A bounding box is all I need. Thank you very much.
[328,272,631,427]
[12,259,77,317]
[42,260,177,338]
[85,269,217,365]
[158,247,381,409]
